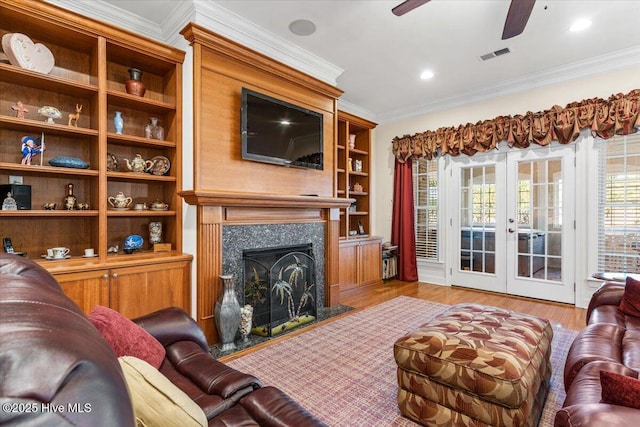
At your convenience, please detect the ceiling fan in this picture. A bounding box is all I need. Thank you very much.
[392,0,536,40]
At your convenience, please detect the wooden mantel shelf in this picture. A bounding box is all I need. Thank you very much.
[179,190,354,209]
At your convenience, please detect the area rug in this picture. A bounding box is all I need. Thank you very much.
[227,296,577,426]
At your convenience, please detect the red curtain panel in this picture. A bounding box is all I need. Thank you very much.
[391,158,418,281]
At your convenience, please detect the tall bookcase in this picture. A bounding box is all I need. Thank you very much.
[0,0,191,316]
[336,110,377,239]
[336,111,382,299]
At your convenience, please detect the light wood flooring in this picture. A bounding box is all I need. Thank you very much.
[220,280,586,362]
[340,280,587,331]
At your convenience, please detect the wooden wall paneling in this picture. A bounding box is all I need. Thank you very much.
[197,206,224,343]
[325,207,341,306]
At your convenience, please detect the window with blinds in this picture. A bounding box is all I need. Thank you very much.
[598,133,640,273]
[413,158,438,260]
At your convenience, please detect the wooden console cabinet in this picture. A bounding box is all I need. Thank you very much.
[0,0,191,315]
[338,236,382,298]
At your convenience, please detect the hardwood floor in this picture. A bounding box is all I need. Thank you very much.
[220,280,586,362]
[340,280,587,331]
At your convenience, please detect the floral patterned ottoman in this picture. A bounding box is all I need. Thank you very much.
[394,303,553,427]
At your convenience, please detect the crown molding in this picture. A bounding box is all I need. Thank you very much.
[377,45,640,124]
[45,0,167,41]
[338,100,377,124]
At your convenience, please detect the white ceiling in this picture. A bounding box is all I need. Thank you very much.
[63,0,640,123]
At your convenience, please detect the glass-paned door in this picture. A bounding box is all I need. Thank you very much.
[506,146,575,303]
[451,146,575,303]
[451,152,506,293]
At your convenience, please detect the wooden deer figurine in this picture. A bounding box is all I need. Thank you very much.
[68,104,82,127]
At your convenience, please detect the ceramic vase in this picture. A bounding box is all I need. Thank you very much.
[149,221,162,245]
[144,117,164,140]
[214,275,241,351]
[114,111,123,134]
[64,183,76,210]
[125,68,146,97]
[348,133,356,149]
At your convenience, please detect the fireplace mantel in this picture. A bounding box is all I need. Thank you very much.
[180,190,353,209]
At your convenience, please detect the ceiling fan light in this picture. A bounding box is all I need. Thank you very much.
[420,70,435,80]
[569,19,592,32]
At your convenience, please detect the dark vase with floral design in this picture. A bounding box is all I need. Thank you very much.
[125,68,146,97]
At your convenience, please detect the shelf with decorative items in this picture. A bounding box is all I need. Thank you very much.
[0,0,190,315]
[336,110,376,240]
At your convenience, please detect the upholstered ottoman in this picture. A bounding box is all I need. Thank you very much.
[394,304,553,427]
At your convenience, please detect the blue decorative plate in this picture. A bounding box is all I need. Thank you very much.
[49,156,89,169]
[124,234,143,251]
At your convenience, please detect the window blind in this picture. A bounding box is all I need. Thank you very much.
[598,133,640,274]
[413,158,438,260]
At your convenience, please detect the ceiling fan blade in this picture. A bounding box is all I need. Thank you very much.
[392,0,431,17]
[502,0,536,39]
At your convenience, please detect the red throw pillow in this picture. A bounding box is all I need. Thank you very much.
[618,276,640,317]
[88,305,166,369]
[600,370,640,409]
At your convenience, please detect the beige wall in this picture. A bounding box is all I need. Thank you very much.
[372,64,640,242]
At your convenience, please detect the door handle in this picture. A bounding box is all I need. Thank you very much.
[112,273,119,279]
[508,228,515,233]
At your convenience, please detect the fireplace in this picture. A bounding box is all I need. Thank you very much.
[243,243,317,336]
[180,190,352,343]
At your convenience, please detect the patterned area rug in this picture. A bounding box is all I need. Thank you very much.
[227,296,577,426]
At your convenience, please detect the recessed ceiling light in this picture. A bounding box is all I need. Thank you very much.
[289,19,316,36]
[569,18,592,32]
[420,70,434,80]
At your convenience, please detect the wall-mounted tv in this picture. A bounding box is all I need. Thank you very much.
[241,88,323,170]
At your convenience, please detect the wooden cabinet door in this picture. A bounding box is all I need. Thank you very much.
[338,242,359,291]
[360,240,382,286]
[110,261,191,319]
[55,270,110,315]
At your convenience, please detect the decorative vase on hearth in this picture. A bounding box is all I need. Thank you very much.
[214,275,241,352]
[239,304,253,342]
[125,67,146,97]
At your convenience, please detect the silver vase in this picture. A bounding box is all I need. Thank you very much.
[214,275,241,351]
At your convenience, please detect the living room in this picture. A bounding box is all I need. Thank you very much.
[1,0,640,426]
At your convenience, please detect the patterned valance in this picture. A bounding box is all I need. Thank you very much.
[392,89,640,162]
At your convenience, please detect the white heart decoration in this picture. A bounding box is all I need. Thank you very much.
[2,33,55,74]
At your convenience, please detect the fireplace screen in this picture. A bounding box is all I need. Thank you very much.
[243,244,317,337]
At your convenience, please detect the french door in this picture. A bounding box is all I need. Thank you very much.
[450,145,575,304]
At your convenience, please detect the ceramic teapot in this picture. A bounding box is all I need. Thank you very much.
[108,191,132,209]
[123,153,153,173]
[150,199,169,210]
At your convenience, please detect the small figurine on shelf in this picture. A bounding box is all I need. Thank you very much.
[11,101,29,119]
[43,202,56,210]
[2,192,18,211]
[353,182,363,192]
[38,105,62,123]
[67,104,82,127]
[20,135,45,165]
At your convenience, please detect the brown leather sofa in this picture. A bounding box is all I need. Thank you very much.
[555,281,640,426]
[0,254,325,426]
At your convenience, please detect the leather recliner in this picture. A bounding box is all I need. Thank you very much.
[555,281,640,426]
[0,254,325,426]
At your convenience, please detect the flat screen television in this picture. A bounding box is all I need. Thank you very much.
[241,88,323,170]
